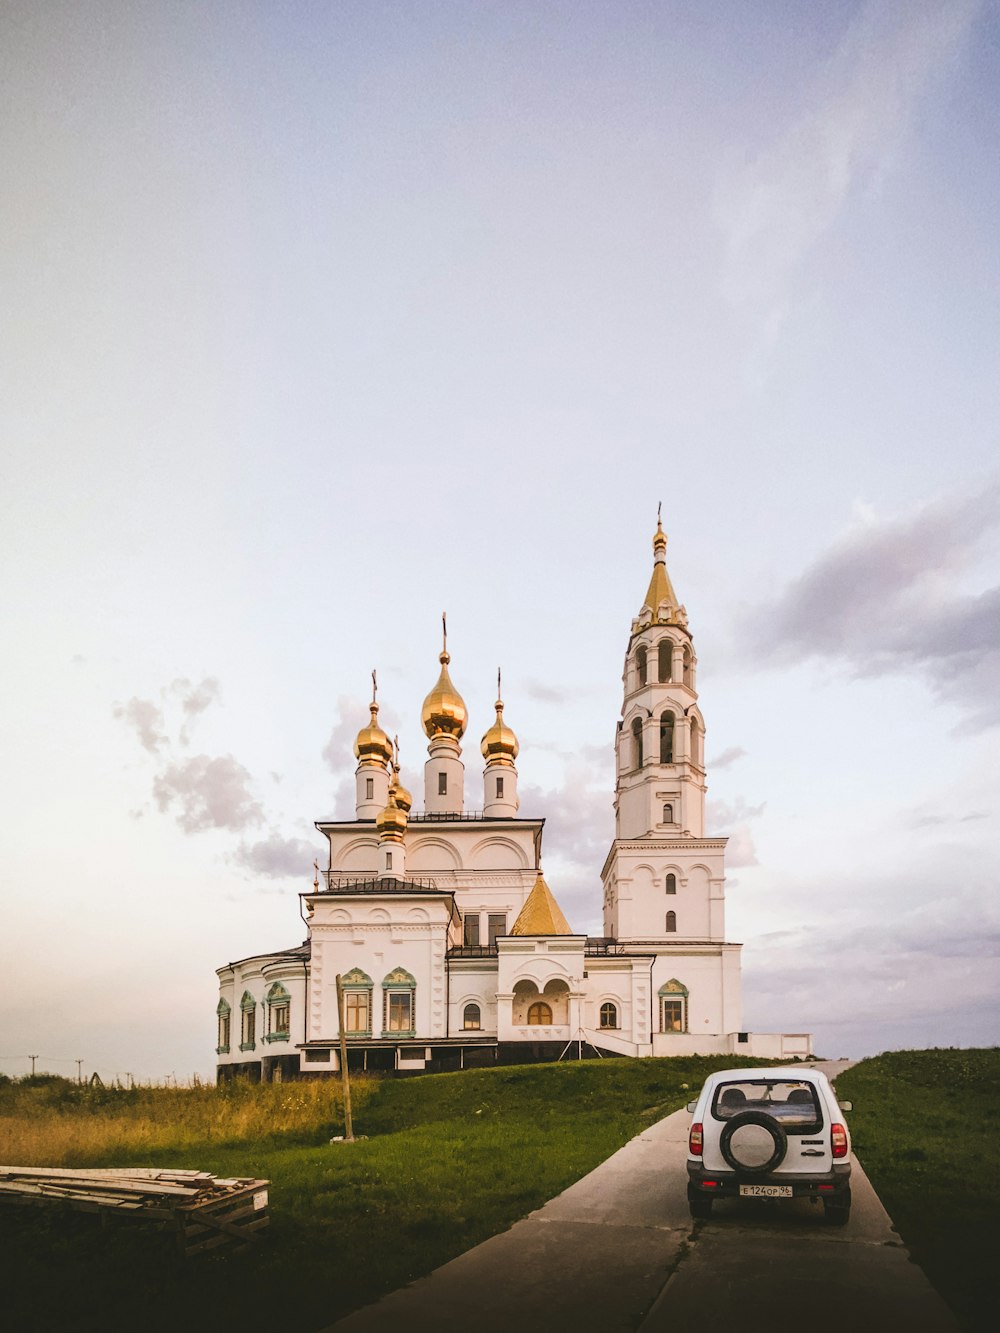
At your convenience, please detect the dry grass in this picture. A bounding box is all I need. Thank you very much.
[0,1076,374,1166]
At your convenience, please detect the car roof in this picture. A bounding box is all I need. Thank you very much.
[703,1067,828,1085]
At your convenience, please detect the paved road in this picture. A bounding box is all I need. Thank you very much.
[327,1062,957,1333]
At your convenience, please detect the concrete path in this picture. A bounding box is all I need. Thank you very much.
[327,1062,957,1333]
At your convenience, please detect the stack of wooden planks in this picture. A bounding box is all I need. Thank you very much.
[0,1165,269,1256]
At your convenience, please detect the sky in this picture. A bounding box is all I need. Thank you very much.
[2,0,998,1082]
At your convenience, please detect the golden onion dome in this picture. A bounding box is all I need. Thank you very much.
[390,764,413,815]
[481,698,519,765]
[421,650,468,739]
[375,788,407,840]
[354,701,393,766]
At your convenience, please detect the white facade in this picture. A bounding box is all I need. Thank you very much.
[216,520,810,1079]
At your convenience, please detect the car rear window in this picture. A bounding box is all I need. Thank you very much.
[711,1080,822,1132]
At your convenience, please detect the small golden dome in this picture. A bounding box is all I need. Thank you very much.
[375,788,407,840]
[481,698,519,765]
[390,764,413,815]
[653,516,667,554]
[354,702,393,766]
[421,651,468,739]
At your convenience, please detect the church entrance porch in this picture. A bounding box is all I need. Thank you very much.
[511,977,570,1024]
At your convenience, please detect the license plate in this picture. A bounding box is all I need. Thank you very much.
[739,1184,793,1198]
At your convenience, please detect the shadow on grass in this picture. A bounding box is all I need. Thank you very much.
[836,1049,1000,1332]
[0,1055,770,1332]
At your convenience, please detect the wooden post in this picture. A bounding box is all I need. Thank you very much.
[335,973,355,1143]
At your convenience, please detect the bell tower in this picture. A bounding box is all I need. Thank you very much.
[614,513,706,840]
[603,513,727,945]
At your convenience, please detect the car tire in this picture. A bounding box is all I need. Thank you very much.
[823,1188,851,1227]
[719,1111,788,1174]
[687,1185,713,1220]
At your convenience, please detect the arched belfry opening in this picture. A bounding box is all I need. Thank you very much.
[659,710,674,763]
[658,640,672,682]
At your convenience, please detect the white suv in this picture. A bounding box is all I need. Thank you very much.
[686,1067,853,1225]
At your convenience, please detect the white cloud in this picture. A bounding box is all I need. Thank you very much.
[717,0,981,316]
[740,843,1000,1055]
[708,746,747,771]
[172,676,221,743]
[112,696,166,754]
[746,480,1000,729]
[153,754,264,834]
[233,832,318,880]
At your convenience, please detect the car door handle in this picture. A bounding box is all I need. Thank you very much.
[801,1149,825,1156]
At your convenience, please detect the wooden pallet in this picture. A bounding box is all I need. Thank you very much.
[0,1166,270,1256]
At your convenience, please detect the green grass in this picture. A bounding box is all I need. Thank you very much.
[0,1056,768,1332]
[836,1048,1000,1332]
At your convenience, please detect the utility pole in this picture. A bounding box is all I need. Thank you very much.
[28,1054,38,1077]
[76,1059,83,1084]
[335,974,355,1142]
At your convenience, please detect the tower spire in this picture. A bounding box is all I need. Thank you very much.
[640,506,679,621]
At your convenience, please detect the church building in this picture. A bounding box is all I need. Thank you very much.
[215,520,810,1079]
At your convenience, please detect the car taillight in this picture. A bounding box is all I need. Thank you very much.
[689,1122,703,1156]
[831,1123,848,1159]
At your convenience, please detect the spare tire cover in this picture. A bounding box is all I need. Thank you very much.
[720,1111,788,1174]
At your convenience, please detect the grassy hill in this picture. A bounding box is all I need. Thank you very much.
[0,1055,764,1332]
[3,1049,993,1332]
[835,1048,1000,1332]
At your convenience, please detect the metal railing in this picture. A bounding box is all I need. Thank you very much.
[321,873,441,893]
[408,811,488,822]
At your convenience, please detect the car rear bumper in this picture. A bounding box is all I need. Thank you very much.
[687,1162,851,1198]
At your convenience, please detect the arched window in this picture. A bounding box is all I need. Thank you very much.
[527,1001,553,1025]
[632,717,644,768]
[382,967,417,1035]
[216,999,231,1054]
[266,982,291,1042]
[683,645,693,686]
[341,968,373,1036]
[665,873,677,894]
[660,710,674,763]
[689,718,699,766]
[239,992,256,1051]
[658,640,672,682]
[666,910,677,932]
[663,804,674,824]
[599,1001,618,1030]
[463,1003,481,1031]
[659,979,689,1033]
[636,645,648,686]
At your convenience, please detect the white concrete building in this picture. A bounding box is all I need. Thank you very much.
[216,520,810,1080]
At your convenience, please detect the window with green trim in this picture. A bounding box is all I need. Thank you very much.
[239,992,257,1050]
[341,968,373,1036]
[382,967,416,1036]
[216,999,231,1054]
[658,979,688,1033]
[266,982,291,1042]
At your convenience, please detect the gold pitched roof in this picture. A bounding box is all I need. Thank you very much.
[641,516,679,617]
[510,871,574,936]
